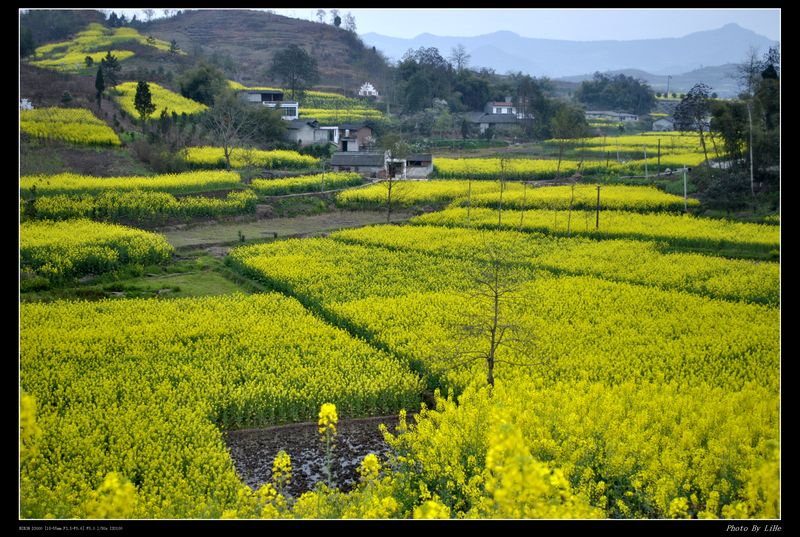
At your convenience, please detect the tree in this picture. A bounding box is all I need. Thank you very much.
[270,45,320,100]
[433,240,543,389]
[85,55,94,67]
[169,39,180,54]
[674,83,712,167]
[134,80,157,124]
[331,9,341,27]
[379,134,411,224]
[95,67,105,109]
[550,105,589,177]
[178,63,226,106]
[202,91,258,171]
[249,105,286,147]
[316,9,326,23]
[100,51,120,87]
[448,44,470,73]
[576,72,655,115]
[143,8,155,21]
[20,25,35,58]
[344,12,356,33]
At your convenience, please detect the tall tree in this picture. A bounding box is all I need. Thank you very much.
[169,39,180,54]
[99,51,121,87]
[448,44,470,73]
[94,67,105,109]
[331,9,341,27]
[270,44,320,100]
[674,83,712,167]
[316,9,326,23]
[550,105,589,177]
[134,81,157,124]
[202,91,258,171]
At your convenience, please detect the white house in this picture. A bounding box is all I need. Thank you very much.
[358,82,379,98]
[284,119,339,146]
[484,100,516,115]
[238,89,299,120]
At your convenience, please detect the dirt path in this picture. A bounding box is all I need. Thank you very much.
[225,414,407,497]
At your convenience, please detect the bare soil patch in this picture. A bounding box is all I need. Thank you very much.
[225,415,406,497]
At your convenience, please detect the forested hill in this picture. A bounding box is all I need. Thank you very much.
[145,9,390,93]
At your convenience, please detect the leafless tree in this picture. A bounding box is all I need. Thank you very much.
[202,92,257,171]
[448,44,470,73]
[344,12,357,33]
[431,239,545,389]
[316,9,326,23]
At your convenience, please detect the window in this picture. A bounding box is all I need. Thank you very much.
[282,107,297,117]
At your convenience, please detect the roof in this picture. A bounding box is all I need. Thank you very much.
[285,119,319,130]
[586,110,638,117]
[406,153,432,162]
[340,123,372,130]
[465,113,519,125]
[331,152,385,167]
[489,101,514,106]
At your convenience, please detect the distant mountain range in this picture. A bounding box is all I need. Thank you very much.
[362,23,777,97]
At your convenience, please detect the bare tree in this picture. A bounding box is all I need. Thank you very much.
[432,239,545,389]
[316,9,326,23]
[380,135,411,223]
[202,92,257,171]
[143,9,155,22]
[448,44,470,73]
[344,12,357,33]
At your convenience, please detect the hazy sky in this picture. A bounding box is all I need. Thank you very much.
[270,8,780,41]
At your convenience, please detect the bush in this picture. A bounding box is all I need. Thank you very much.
[132,141,188,173]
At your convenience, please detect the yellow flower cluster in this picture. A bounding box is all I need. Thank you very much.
[32,190,257,223]
[20,219,173,280]
[252,172,363,196]
[318,403,339,437]
[412,207,779,255]
[20,293,423,518]
[113,82,208,116]
[29,23,178,73]
[227,222,778,518]
[184,147,319,170]
[20,107,121,147]
[331,224,779,305]
[21,170,242,198]
[336,180,501,209]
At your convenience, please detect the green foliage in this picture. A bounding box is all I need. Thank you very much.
[576,72,656,115]
[178,63,226,106]
[270,44,320,100]
[134,80,157,121]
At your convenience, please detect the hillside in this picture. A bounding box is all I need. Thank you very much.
[144,9,390,96]
[362,23,777,80]
[557,64,742,98]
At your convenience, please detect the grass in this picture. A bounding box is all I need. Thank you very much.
[19,252,252,302]
[161,210,415,249]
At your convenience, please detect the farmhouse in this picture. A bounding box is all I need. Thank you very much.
[330,151,386,178]
[652,117,675,131]
[238,89,299,120]
[585,110,639,122]
[485,100,516,115]
[465,111,519,134]
[283,119,340,147]
[405,153,433,178]
[338,123,375,152]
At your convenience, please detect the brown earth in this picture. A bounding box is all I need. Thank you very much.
[224,415,406,498]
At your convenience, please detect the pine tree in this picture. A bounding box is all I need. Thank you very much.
[134,81,157,127]
[95,67,105,109]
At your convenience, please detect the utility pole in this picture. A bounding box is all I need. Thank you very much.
[666,75,672,99]
[644,145,648,179]
[683,165,688,212]
[657,138,661,175]
[747,101,755,197]
[595,185,601,230]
